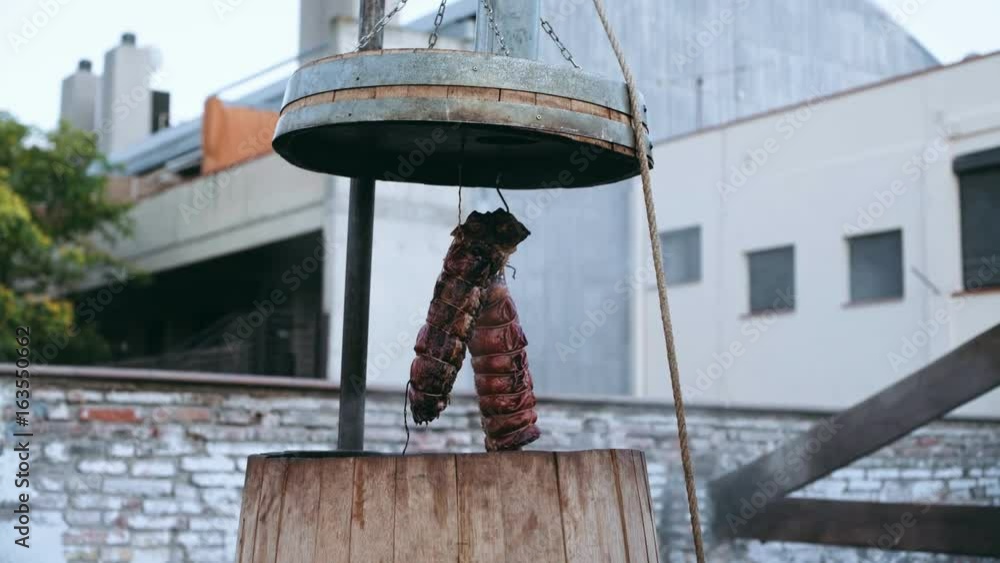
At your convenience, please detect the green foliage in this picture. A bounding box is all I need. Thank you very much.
[0,113,133,363]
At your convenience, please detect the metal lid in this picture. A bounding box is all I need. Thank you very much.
[273,49,652,189]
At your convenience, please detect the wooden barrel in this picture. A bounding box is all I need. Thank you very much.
[236,449,661,563]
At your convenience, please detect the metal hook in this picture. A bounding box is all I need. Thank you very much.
[506,263,517,280]
[495,173,510,213]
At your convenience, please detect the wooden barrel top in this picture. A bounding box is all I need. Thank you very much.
[235,449,661,563]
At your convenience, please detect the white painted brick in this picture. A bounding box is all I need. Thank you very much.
[78,459,128,475]
[132,460,177,477]
[802,479,846,497]
[281,410,340,427]
[911,480,947,498]
[47,402,71,421]
[847,480,882,491]
[15,378,1000,563]
[143,499,203,515]
[189,547,230,562]
[65,474,103,493]
[181,456,235,472]
[191,472,245,488]
[103,511,124,526]
[44,442,71,463]
[103,478,173,496]
[223,396,328,411]
[206,442,288,457]
[202,488,241,506]
[63,546,99,560]
[33,510,69,529]
[189,516,239,532]
[38,476,64,492]
[131,548,173,563]
[900,468,933,479]
[176,483,200,500]
[109,443,136,458]
[131,531,171,547]
[948,479,978,489]
[99,547,133,562]
[218,410,256,425]
[107,528,130,546]
[831,468,865,480]
[150,426,197,456]
[107,391,179,405]
[177,531,224,548]
[127,514,183,530]
[66,389,104,403]
[72,495,124,510]
[35,492,69,510]
[34,389,66,402]
[65,510,104,526]
[866,468,901,480]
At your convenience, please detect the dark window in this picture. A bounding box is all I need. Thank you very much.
[748,246,795,313]
[957,166,1000,290]
[660,226,701,284]
[848,230,903,302]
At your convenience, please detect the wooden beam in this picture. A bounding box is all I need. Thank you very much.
[711,323,1000,532]
[730,498,1000,557]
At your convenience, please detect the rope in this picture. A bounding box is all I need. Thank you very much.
[589,1,707,560]
[402,380,412,454]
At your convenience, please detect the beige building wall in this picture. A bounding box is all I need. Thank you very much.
[640,54,1000,418]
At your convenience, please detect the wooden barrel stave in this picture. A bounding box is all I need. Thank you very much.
[236,450,661,563]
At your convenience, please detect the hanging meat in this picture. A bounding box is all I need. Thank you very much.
[469,274,541,451]
[408,208,530,424]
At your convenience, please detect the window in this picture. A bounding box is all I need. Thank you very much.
[660,226,701,284]
[748,246,795,313]
[848,230,903,302]
[955,148,1000,290]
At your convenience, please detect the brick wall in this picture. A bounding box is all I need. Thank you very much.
[1,370,997,563]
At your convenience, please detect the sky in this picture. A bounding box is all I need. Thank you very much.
[1,0,998,131]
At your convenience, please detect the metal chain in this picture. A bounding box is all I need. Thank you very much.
[540,18,581,69]
[480,0,511,56]
[428,0,449,48]
[355,0,409,51]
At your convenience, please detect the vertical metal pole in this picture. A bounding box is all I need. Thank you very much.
[474,0,541,60]
[336,0,384,452]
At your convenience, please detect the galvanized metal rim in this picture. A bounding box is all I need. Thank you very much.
[283,49,646,118]
[274,97,642,150]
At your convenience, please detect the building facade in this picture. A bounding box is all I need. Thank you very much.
[58,0,940,399]
[411,0,941,395]
[640,52,1000,418]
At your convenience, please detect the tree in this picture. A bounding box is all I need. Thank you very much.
[0,113,135,364]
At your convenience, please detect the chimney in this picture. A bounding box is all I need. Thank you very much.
[59,59,99,133]
[99,32,159,155]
